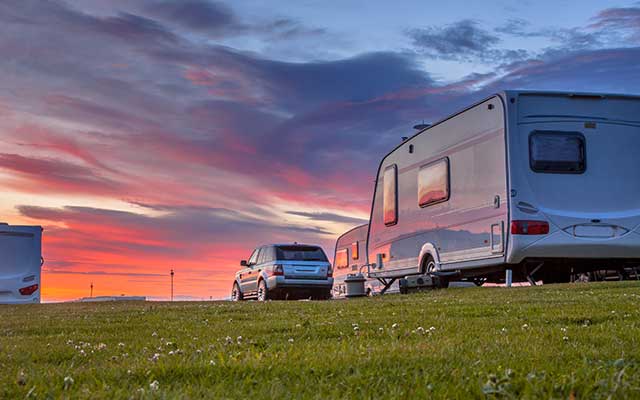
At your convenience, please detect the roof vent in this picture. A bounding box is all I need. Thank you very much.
[413,123,431,131]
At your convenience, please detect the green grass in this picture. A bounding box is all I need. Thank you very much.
[2,282,640,399]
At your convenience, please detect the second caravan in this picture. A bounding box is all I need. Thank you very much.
[366,91,640,286]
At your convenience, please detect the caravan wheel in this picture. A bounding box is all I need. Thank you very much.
[425,258,449,289]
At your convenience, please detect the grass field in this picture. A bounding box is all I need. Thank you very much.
[2,282,640,399]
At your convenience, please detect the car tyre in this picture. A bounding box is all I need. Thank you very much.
[231,282,243,301]
[257,279,269,301]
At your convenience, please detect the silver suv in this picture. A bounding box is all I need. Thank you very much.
[231,244,333,301]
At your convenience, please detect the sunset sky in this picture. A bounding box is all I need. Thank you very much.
[2,1,640,301]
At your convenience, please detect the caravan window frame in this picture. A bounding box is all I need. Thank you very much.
[418,157,450,208]
[335,248,349,270]
[529,131,586,174]
[383,164,398,226]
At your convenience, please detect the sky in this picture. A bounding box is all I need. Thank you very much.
[2,0,640,301]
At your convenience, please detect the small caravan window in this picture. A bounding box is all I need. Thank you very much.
[351,242,359,260]
[335,249,349,269]
[530,131,585,173]
[418,158,450,207]
[383,165,398,226]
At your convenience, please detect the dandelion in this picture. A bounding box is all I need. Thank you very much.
[149,380,159,391]
[63,376,74,390]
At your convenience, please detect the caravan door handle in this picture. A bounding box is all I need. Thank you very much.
[494,195,501,209]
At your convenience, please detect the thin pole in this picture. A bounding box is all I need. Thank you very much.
[170,269,174,302]
[90,282,93,298]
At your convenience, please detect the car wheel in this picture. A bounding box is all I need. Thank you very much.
[231,282,243,301]
[257,280,269,301]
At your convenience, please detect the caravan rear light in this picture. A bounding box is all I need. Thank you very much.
[511,220,549,235]
[327,266,333,278]
[272,265,284,276]
[19,284,38,296]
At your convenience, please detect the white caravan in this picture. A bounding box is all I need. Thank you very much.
[0,223,43,304]
[333,224,398,296]
[367,91,640,286]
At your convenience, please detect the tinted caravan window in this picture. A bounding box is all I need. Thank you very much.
[530,131,585,173]
[418,158,450,207]
[383,165,398,226]
[276,246,328,261]
[335,249,348,269]
[351,242,359,260]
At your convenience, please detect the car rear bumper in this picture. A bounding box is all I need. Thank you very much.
[266,276,333,291]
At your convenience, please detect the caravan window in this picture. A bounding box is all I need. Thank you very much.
[335,249,349,269]
[530,131,585,174]
[418,158,450,207]
[351,242,359,260]
[383,165,398,226]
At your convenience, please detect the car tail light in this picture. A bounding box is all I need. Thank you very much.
[327,266,333,278]
[273,265,284,276]
[511,220,549,235]
[19,284,38,296]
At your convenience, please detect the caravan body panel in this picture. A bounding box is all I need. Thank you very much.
[367,96,509,276]
[506,92,640,266]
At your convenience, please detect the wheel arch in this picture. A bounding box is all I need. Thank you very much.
[418,243,441,273]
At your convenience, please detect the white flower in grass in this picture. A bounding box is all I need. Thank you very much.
[63,376,74,390]
[378,327,384,332]
[288,338,294,343]
[391,323,398,329]
[118,342,125,348]
[416,327,425,334]
[225,336,233,345]
[151,332,158,337]
[196,349,202,355]
[521,324,529,329]
[236,336,243,344]
[168,351,174,356]
[209,360,216,366]
[429,327,436,331]
[150,353,160,362]
[563,336,569,341]
[149,380,159,391]
[97,343,107,350]
[561,327,567,333]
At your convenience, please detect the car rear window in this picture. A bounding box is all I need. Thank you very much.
[276,246,328,261]
[530,131,585,174]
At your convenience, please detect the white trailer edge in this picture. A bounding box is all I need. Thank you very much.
[0,223,43,304]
